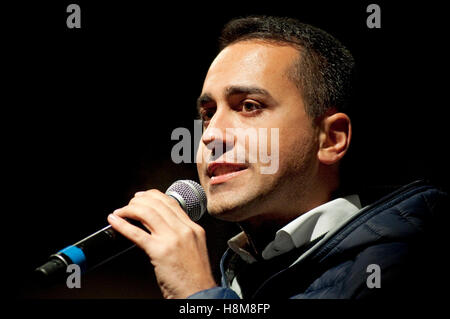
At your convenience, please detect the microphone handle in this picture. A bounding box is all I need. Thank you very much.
[33,182,201,284]
[34,220,143,282]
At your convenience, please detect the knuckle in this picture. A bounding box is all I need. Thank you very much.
[130,227,142,239]
[155,238,175,257]
[130,189,163,205]
[129,196,138,205]
[129,203,150,219]
[157,246,172,259]
[130,228,146,246]
[166,195,179,206]
[194,225,206,237]
[180,226,196,239]
[129,195,145,206]
[138,237,151,252]
[147,189,162,197]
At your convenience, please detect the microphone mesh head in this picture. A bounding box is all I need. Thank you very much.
[165,180,207,221]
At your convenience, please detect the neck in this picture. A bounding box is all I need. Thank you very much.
[237,189,332,258]
[237,215,289,258]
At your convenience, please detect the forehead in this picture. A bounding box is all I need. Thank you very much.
[203,41,300,93]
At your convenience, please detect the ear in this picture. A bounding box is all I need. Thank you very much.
[317,112,352,165]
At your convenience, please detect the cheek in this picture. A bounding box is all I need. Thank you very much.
[196,144,206,173]
[196,144,203,164]
[277,127,317,171]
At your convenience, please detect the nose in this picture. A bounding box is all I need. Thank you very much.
[201,107,235,158]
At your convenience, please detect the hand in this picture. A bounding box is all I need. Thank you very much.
[107,189,217,298]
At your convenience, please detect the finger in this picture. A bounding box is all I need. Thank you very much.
[107,214,153,253]
[128,191,190,228]
[134,191,146,197]
[132,190,195,226]
[113,203,172,234]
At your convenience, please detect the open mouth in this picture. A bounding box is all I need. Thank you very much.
[207,162,248,185]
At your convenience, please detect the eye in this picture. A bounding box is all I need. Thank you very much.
[201,108,216,121]
[200,107,216,127]
[242,100,263,113]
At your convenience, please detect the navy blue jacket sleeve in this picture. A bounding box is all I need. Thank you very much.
[187,287,241,299]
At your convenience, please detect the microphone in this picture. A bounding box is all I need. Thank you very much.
[34,180,207,283]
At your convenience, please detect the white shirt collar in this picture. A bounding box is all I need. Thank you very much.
[227,195,362,263]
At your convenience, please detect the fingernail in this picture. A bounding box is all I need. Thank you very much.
[108,214,118,222]
[135,191,145,197]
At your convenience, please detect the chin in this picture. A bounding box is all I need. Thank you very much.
[199,167,281,221]
[205,189,266,222]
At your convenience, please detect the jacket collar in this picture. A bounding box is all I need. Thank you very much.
[227,195,362,263]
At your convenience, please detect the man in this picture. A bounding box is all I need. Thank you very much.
[107,16,447,299]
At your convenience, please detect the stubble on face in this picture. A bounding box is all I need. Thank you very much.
[197,40,320,223]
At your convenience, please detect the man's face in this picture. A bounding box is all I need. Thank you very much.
[196,40,320,223]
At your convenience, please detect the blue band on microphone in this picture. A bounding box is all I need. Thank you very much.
[59,245,87,272]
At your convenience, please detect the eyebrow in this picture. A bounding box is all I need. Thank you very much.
[196,85,275,115]
[196,93,214,115]
[224,85,272,98]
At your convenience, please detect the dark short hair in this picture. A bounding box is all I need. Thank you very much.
[219,15,355,119]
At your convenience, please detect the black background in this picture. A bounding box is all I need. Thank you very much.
[6,0,449,303]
